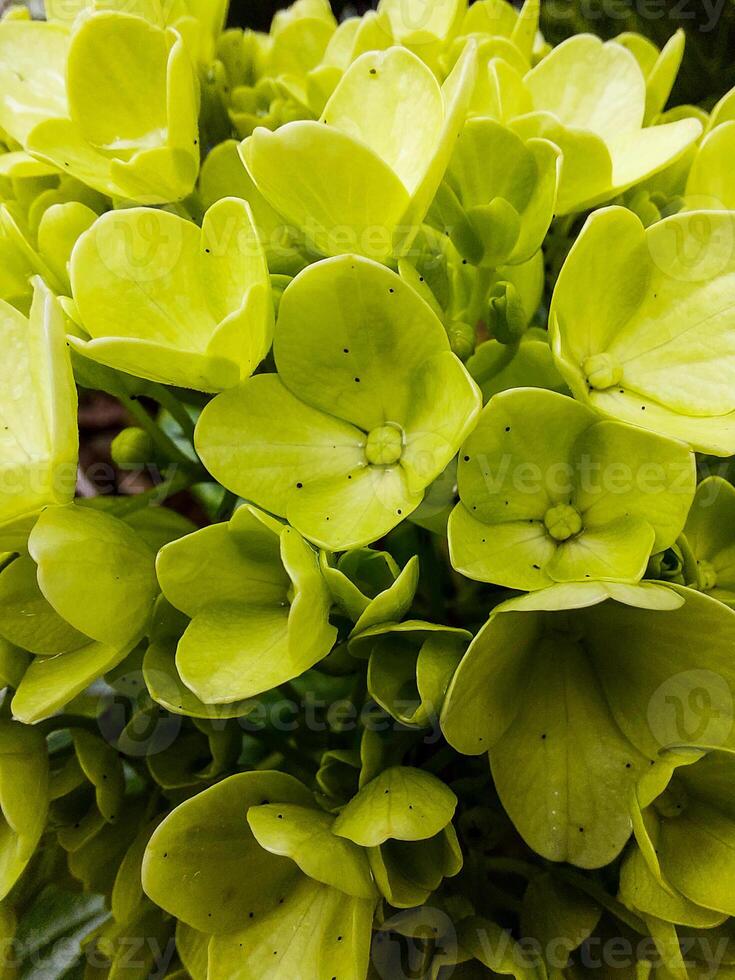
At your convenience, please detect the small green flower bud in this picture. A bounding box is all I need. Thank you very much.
[583,353,623,390]
[448,321,476,361]
[544,503,583,542]
[698,559,718,592]
[365,423,404,466]
[111,427,155,470]
[487,281,526,345]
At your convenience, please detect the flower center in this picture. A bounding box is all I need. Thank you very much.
[544,504,583,542]
[583,353,623,390]
[699,559,718,591]
[365,423,404,466]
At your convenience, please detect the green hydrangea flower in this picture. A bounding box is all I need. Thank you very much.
[68,198,273,391]
[683,477,735,606]
[332,766,462,908]
[511,34,702,214]
[240,44,476,260]
[320,548,419,634]
[622,748,735,921]
[350,620,470,728]
[0,279,78,545]
[550,207,735,456]
[448,388,695,590]
[0,12,199,203]
[142,771,376,976]
[195,255,482,550]
[5,502,184,724]
[155,504,336,703]
[429,116,560,268]
[441,583,735,868]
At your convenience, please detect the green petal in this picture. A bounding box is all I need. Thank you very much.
[363,623,469,727]
[448,505,555,589]
[685,477,735,590]
[274,255,449,431]
[399,352,482,493]
[0,21,69,146]
[524,35,700,212]
[71,729,125,824]
[350,555,419,634]
[142,771,314,934]
[620,840,726,928]
[332,766,456,846]
[28,504,158,647]
[0,280,78,529]
[172,517,335,702]
[144,636,258,720]
[520,872,602,958]
[369,827,461,908]
[584,587,735,759]
[456,388,594,523]
[659,802,735,916]
[0,555,88,655]
[12,639,133,724]
[321,47,443,197]
[551,207,735,455]
[686,121,735,210]
[208,876,373,980]
[67,13,169,148]
[247,803,377,899]
[286,463,422,551]
[446,118,559,266]
[156,511,288,618]
[545,516,654,584]
[241,121,410,261]
[0,721,48,900]
[195,374,366,517]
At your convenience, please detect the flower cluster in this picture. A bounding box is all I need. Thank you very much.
[0,0,734,977]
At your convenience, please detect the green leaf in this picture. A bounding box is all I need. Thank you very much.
[551,206,735,456]
[29,503,158,647]
[332,766,457,846]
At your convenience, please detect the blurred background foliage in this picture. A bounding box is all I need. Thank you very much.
[228,0,735,107]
